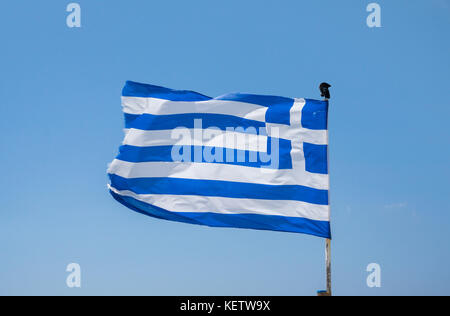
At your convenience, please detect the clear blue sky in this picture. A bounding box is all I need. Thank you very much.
[0,0,449,296]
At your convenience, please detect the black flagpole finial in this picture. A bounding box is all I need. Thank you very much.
[319,82,331,100]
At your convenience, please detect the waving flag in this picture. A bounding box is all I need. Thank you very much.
[108,81,331,238]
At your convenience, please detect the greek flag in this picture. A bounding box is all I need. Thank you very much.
[108,81,331,238]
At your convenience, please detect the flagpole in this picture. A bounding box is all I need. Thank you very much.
[325,238,332,296]
[318,83,332,297]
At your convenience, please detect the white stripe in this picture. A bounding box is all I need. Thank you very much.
[123,128,268,152]
[109,185,330,222]
[108,159,329,190]
[122,96,268,122]
[267,122,327,145]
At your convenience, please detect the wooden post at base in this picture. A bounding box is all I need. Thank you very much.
[317,239,332,296]
[325,238,332,296]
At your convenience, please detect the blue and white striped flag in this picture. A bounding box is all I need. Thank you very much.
[108,81,331,238]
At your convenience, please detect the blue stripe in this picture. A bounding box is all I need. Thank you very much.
[110,190,331,238]
[109,174,329,205]
[122,81,212,101]
[216,92,294,109]
[124,113,266,133]
[122,81,295,125]
[117,140,293,169]
[301,99,328,130]
[123,81,295,110]
[303,143,328,174]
